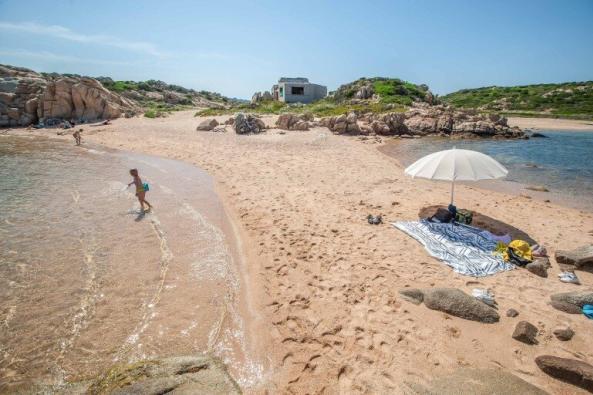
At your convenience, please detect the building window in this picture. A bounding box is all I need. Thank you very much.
[291,86,304,95]
[279,87,284,97]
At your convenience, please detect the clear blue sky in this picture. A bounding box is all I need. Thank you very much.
[1,0,592,99]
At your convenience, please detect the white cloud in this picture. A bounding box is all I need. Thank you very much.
[0,48,134,66]
[0,21,165,57]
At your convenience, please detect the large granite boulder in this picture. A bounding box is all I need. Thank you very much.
[423,288,500,323]
[233,112,265,134]
[556,244,593,269]
[550,291,593,312]
[88,355,240,395]
[354,84,374,100]
[276,113,312,131]
[535,355,593,392]
[399,288,499,323]
[196,118,219,131]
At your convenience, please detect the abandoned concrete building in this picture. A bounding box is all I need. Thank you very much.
[271,77,327,104]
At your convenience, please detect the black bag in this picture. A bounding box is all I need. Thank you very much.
[507,247,531,267]
[430,208,454,223]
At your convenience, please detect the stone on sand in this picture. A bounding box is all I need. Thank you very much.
[506,308,519,317]
[88,355,240,395]
[526,260,548,277]
[535,355,593,392]
[422,288,500,323]
[555,244,593,269]
[553,325,575,341]
[550,290,593,310]
[196,118,219,131]
[399,288,424,305]
[512,321,538,344]
[233,112,265,134]
[403,368,549,394]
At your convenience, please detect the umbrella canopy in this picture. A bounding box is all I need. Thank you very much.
[405,148,508,204]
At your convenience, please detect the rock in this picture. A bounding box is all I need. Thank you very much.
[399,288,424,305]
[234,112,265,134]
[556,245,593,269]
[354,84,374,100]
[512,321,538,344]
[224,117,234,125]
[88,355,240,395]
[526,185,549,192]
[276,113,311,131]
[551,291,593,309]
[212,125,227,133]
[403,368,549,395]
[196,118,219,131]
[535,355,593,392]
[251,91,261,104]
[506,308,519,317]
[550,300,584,314]
[526,260,548,277]
[531,132,548,138]
[553,326,574,341]
[422,288,499,323]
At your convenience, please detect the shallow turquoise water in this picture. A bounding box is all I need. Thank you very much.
[381,131,593,209]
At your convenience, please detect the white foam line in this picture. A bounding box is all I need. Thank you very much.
[179,202,264,387]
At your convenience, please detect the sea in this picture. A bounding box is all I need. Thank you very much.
[380,130,593,212]
[0,136,262,391]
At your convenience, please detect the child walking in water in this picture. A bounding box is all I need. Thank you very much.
[72,129,82,146]
[127,169,152,213]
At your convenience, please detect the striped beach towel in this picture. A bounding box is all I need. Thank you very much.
[393,220,515,277]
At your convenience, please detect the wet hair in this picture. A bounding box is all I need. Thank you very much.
[130,168,138,176]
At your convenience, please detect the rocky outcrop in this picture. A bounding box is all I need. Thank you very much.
[535,355,593,392]
[196,118,219,131]
[512,321,538,344]
[354,84,374,100]
[318,103,524,138]
[251,91,273,104]
[233,112,265,134]
[0,64,137,127]
[556,244,593,269]
[88,355,240,394]
[399,288,500,323]
[276,113,314,131]
[319,112,362,135]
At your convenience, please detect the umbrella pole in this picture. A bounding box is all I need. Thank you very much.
[450,179,455,205]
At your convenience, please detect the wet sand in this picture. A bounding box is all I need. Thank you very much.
[0,137,264,391]
[6,112,593,393]
[508,117,593,131]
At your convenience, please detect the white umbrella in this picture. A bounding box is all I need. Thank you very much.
[405,147,508,205]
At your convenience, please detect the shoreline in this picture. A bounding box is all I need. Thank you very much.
[378,139,593,213]
[0,136,266,392]
[507,116,593,131]
[5,112,593,393]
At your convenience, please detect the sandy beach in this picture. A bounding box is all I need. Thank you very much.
[8,111,593,393]
[508,117,593,131]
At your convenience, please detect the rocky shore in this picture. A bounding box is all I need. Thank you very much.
[0,64,137,127]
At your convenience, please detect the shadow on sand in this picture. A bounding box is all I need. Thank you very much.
[419,205,537,245]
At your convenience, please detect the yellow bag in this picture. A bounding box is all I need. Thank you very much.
[503,240,533,262]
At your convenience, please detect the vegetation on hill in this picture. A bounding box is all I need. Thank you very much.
[442,82,593,119]
[197,77,433,117]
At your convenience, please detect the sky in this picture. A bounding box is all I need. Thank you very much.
[1,0,592,99]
